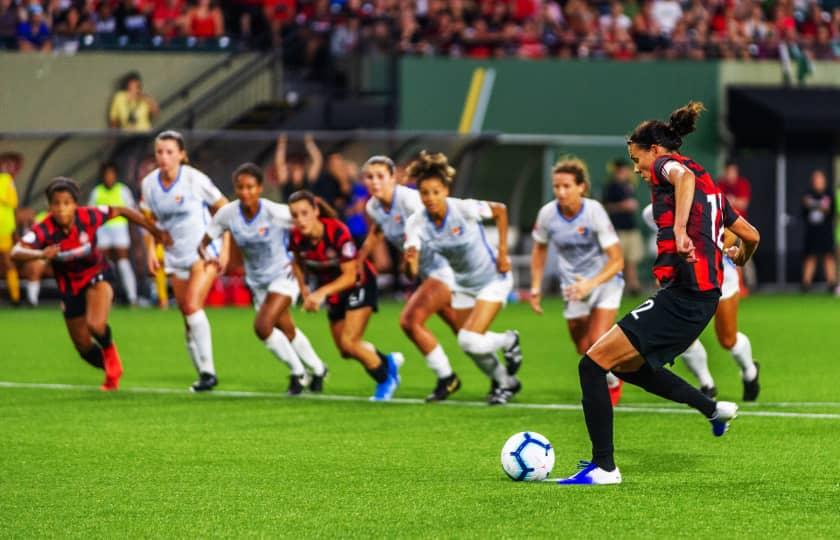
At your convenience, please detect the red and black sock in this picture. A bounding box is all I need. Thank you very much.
[578,355,616,472]
[92,325,113,349]
[366,352,390,384]
[80,346,104,369]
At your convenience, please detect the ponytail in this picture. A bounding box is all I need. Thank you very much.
[627,101,705,151]
[287,189,338,219]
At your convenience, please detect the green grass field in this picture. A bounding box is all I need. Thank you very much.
[2,295,840,538]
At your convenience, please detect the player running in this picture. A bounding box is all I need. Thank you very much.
[198,164,327,395]
[403,151,523,406]
[358,155,462,402]
[642,204,760,401]
[141,130,231,392]
[556,102,760,485]
[287,190,403,401]
[529,157,626,406]
[11,177,171,390]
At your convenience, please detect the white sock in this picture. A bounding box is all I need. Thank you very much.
[185,331,202,374]
[424,344,453,378]
[117,258,138,304]
[457,329,515,356]
[681,340,715,388]
[292,331,326,376]
[186,310,215,375]
[25,280,40,306]
[606,371,620,389]
[468,352,514,387]
[264,329,305,376]
[729,332,757,381]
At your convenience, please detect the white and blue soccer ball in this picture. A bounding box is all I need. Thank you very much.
[500,431,555,481]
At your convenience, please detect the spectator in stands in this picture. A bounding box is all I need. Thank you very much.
[53,6,94,47]
[17,4,52,52]
[602,158,642,294]
[341,159,370,246]
[313,149,352,212]
[801,169,836,291]
[185,0,224,39]
[0,0,18,50]
[109,71,159,131]
[94,1,118,37]
[115,0,152,40]
[0,152,21,305]
[152,0,184,39]
[274,133,322,202]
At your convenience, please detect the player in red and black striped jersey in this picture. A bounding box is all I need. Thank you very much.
[555,102,761,485]
[12,177,171,391]
[287,190,403,401]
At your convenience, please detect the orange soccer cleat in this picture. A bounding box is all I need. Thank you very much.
[608,378,623,407]
[100,344,124,391]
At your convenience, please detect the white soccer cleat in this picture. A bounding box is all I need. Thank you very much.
[552,461,622,485]
[710,401,738,437]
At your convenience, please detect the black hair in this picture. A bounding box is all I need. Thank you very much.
[287,189,338,219]
[99,160,119,179]
[121,71,141,90]
[552,156,590,196]
[233,162,264,185]
[362,155,396,176]
[154,130,189,164]
[406,150,456,189]
[45,177,81,203]
[627,101,705,151]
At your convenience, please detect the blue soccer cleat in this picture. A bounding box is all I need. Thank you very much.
[387,352,404,384]
[551,461,622,485]
[370,374,399,401]
[710,401,738,437]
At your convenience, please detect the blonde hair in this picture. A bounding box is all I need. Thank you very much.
[552,156,590,196]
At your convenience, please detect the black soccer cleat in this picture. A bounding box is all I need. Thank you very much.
[502,330,523,376]
[742,362,760,402]
[190,372,218,392]
[488,378,522,406]
[701,385,718,399]
[425,373,462,402]
[309,368,328,393]
[287,374,305,396]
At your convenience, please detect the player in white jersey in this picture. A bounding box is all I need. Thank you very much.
[530,158,626,405]
[140,130,230,392]
[404,151,523,405]
[358,156,463,402]
[643,204,760,400]
[198,164,328,395]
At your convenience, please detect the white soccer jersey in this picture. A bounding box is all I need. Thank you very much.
[141,165,224,270]
[404,197,501,292]
[532,198,620,288]
[366,185,449,279]
[205,199,294,289]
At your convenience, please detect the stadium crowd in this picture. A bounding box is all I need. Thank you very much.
[2,0,840,60]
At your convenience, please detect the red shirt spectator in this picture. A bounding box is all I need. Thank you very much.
[717,161,751,218]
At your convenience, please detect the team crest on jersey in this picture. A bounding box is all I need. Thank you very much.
[173,195,184,205]
[394,215,402,224]
[576,226,589,237]
[258,226,268,237]
[451,226,462,236]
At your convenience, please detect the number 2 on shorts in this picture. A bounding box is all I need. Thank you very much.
[630,299,654,320]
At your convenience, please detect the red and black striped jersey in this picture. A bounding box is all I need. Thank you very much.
[649,154,739,293]
[290,217,375,301]
[21,206,114,295]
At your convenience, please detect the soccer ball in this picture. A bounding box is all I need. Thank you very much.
[500,431,555,481]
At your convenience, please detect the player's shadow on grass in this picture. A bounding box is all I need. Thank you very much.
[619,449,704,473]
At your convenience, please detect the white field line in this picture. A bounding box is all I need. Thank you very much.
[1,380,840,420]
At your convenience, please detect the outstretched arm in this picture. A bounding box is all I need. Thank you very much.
[111,206,172,246]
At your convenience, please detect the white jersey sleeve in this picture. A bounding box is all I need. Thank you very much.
[531,203,553,244]
[140,175,153,213]
[659,160,689,180]
[193,169,224,206]
[120,184,136,209]
[403,212,423,251]
[205,201,236,240]
[590,201,620,249]
[453,198,493,221]
[264,200,293,229]
[365,197,378,220]
[642,204,656,232]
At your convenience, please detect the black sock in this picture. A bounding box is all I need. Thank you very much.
[92,325,112,349]
[80,346,104,369]
[578,355,616,472]
[615,363,717,418]
[375,350,389,365]
[366,359,389,384]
